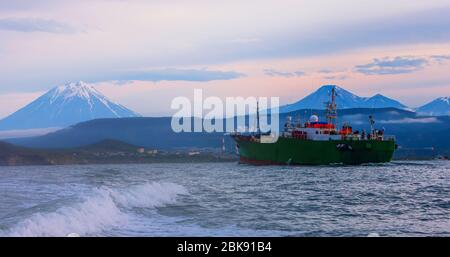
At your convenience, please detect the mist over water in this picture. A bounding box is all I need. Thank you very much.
[0,161,449,237]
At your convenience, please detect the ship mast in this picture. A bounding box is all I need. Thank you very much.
[256,100,261,134]
[326,86,338,126]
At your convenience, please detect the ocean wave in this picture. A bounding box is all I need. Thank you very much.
[2,182,188,237]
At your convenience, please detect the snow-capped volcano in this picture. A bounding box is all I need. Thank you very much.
[416,97,450,116]
[0,81,140,130]
[280,85,407,113]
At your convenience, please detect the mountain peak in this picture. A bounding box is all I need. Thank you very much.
[0,82,140,131]
[280,84,407,113]
[50,81,99,102]
[316,85,355,95]
[317,84,341,91]
[318,84,337,89]
[67,80,88,86]
[437,96,450,104]
[417,96,450,116]
[57,81,91,91]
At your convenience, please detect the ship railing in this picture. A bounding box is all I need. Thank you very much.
[343,135,361,141]
[383,135,396,141]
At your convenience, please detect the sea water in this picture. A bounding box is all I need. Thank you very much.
[0,161,449,237]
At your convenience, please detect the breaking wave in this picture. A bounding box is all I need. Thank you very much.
[3,182,188,237]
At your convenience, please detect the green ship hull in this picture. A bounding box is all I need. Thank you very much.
[234,137,396,165]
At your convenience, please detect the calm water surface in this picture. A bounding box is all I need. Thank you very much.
[0,161,449,236]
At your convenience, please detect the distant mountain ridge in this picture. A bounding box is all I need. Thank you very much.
[6,108,450,158]
[280,85,407,113]
[0,83,447,133]
[416,97,450,116]
[0,81,140,131]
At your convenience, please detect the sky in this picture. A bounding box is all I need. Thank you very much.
[0,0,450,117]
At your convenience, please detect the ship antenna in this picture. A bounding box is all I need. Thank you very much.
[368,101,375,138]
[326,86,338,127]
[369,115,375,137]
[256,100,261,134]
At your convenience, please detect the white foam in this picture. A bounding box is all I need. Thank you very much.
[109,182,188,208]
[3,182,188,237]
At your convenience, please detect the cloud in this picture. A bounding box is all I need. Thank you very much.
[0,18,76,34]
[229,38,260,44]
[380,117,440,124]
[430,54,450,63]
[0,127,60,139]
[0,0,58,11]
[90,68,245,83]
[319,69,348,80]
[319,69,334,74]
[1,3,450,92]
[200,7,450,65]
[355,56,428,75]
[324,75,348,80]
[263,69,305,78]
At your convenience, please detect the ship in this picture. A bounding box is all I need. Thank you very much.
[231,86,397,165]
